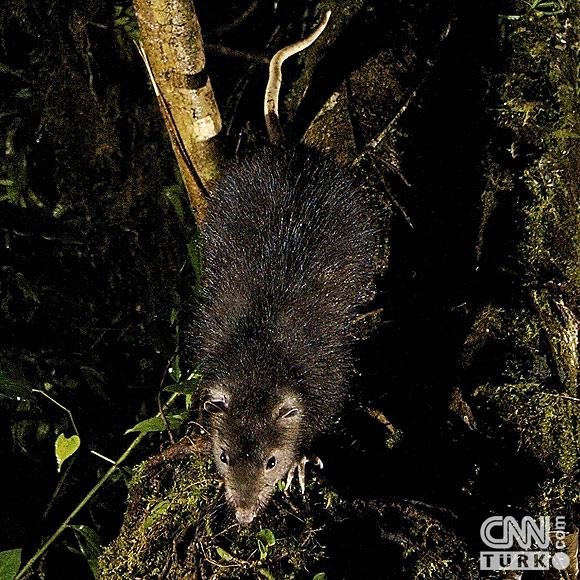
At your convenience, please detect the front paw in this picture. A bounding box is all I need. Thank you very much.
[285,455,324,494]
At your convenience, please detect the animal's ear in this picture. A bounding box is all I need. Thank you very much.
[274,396,301,420]
[203,388,229,413]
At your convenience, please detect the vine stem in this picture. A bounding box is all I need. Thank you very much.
[15,392,179,579]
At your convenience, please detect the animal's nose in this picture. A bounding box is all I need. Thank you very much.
[235,507,255,525]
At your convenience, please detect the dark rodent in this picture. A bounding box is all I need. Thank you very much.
[198,145,376,524]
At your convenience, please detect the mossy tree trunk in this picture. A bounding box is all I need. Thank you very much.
[462,5,579,520]
[458,6,580,575]
[133,0,224,222]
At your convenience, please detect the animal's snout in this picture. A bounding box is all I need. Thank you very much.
[235,506,256,525]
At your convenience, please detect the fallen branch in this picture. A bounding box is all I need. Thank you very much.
[352,19,454,168]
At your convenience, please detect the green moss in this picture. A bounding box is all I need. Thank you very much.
[394,505,478,579]
[98,454,220,578]
[465,1,579,517]
[498,9,580,295]
[475,382,579,480]
[99,451,333,578]
[99,449,478,578]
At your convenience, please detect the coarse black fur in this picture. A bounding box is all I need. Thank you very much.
[198,144,376,522]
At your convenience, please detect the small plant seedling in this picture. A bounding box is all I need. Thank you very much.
[256,529,276,561]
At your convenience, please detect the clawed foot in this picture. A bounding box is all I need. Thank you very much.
[285,456,324,494]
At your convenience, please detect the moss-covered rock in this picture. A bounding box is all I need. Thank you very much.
[99,441,478,578]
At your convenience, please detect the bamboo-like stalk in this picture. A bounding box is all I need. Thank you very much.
[133,0,224,223]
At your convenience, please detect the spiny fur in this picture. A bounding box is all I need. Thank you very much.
[198,145,376,448]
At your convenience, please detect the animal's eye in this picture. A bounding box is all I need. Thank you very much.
[266,456,277,470]
[220,450,229,465]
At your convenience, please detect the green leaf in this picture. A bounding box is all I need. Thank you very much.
[113,16,130,26]
[52,202,68,218]
[215,546,233,561]
[69,525,101,577]
[0,63,24,79]
[55,433,81,473]
[313,574,327,580]
[257,529,275,547]
[0,549,22,580]
[257,539,268,561]
[15,88,31,100]
[26,189,45,209]
[256,528,275,561]
[143,499,171,529]
[258,569,275,580]
[0,370,30,400]
[163,185,185,223]
[124,414,185,435]
[163,381,197,395]
[169,355,181,383]
[187,240,202,284]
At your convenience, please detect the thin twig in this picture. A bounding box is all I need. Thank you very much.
[224,24,281,138]
[375,155,412,188]
[354,307,385,323]
[352,76,430,168]
[32,389,80,437]
[352,19,454,168]
[208,0,260,37]
[41,455,77,522]
[134,40,208,212]
[543,392,580,403]
[365,406,396,434]
[90,450,116,464]
[206,44,269,64]
[396,497,458,518]
[157,354,178,445]
[371,159,414,229]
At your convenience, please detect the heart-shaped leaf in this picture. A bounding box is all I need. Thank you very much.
[55,433,80,472]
